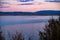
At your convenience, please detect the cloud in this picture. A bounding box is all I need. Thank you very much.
[46,0,60,2]
[0,2,9,4]
[18,3,34,5]
[0,2,10,8]
[0,5,9,8]
[18,0,33,2]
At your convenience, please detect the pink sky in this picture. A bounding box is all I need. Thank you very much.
[0,2,60,12]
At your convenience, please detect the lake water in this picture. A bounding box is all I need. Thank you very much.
[0,16,58,40]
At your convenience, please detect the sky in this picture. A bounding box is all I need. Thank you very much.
[0,0,60,12]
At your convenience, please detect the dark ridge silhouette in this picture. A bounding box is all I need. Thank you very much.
[35,10,60,15]
[0,10,60,15]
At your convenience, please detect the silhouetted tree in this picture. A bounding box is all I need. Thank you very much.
[28,35,33,40]
[39,16,60,40]
[28,36,32,40]
[8,31,24,40]
[0,26,5,40]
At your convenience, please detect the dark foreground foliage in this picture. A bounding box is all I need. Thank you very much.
[0,27,5,40]
[39,16,60,40]
[8,31,24,40]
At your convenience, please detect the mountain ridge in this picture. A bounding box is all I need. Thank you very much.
[0,10,60,15]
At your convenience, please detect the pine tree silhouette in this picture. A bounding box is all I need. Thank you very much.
[39,16,60,40]
[8,31,24,40]
[0,26,5,40]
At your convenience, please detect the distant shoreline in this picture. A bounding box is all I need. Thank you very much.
[0,10,60,15]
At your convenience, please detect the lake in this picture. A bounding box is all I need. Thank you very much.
[0,16,58,40]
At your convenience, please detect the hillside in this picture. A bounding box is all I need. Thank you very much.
[0,10,60,15]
